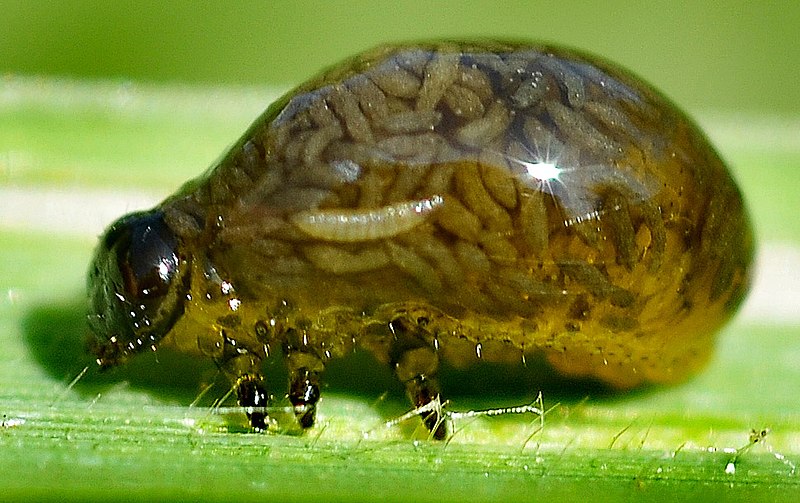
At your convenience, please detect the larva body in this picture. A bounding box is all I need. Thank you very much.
[88,41,753,437]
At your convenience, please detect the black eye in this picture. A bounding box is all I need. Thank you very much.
[116,212,180,300]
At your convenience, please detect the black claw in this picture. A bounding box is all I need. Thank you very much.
[237,377,269,431]
[418,397,448,440]
[295,405,316,429]
[249,411,268,431]
[411,376,448,439]
[289,368,321,429]
[424,413,448,441]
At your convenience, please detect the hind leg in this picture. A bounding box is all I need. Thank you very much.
[388,318,449,439]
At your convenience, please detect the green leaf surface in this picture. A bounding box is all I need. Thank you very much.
[1,77,799,502]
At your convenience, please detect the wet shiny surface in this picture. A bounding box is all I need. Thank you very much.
[88,41,754,432]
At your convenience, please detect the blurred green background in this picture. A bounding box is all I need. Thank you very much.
[3,0,799,117]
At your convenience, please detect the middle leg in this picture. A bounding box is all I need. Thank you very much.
[283,328,325,430]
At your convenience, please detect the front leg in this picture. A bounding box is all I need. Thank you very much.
[217,340,270,431]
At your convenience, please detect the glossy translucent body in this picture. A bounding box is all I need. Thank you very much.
[90,41,753,432]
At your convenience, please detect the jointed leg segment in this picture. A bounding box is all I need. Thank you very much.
[388,318,448,439]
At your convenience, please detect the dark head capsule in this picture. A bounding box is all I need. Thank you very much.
[88,210,189,367]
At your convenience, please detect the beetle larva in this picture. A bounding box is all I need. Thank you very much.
[290,195,445,242]
[87,41,753,438]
